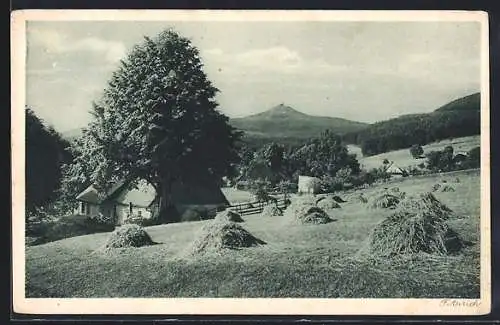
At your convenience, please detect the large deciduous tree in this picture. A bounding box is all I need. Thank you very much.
[61,29,241,222]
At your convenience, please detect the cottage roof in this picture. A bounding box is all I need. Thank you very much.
[384,161,406,174]
[75,176,229,207]
[75,185,100,204]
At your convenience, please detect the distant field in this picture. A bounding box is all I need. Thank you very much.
[26,169,481,298]
[349,135,480,170]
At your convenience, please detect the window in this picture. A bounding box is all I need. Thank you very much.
[80,202,85,214]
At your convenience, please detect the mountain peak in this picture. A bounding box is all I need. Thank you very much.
[269,103,299,114]
[256,103,307,118]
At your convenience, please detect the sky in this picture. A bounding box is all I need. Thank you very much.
[25,20,482,133]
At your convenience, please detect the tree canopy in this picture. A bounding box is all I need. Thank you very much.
[26,107,72,213]
[61,29,241,222]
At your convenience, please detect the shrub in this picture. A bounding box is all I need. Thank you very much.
[179,208,211,222]
[215,209,244,223]
[28,214,116,245]
[410,144,424,159]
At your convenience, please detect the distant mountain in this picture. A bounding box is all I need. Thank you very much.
[343,92,481,157]
[230,104,368,147]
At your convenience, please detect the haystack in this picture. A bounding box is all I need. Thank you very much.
[365,209,463,257]
[397,192,455,220]
[215,209,244,223]
[285,200,333,225]
[361,190,461,257]
[351,193,368,204]
[441,185,456,192]
[316,196,342,210]
[189,221,266,255]
[104,224,155,249]
[261,204,283,217]
[431,183,442,192]
[389,187,406,200]
[369,193,401,209]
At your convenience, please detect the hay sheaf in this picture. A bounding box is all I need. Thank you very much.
[432,183,442,192]
[362,191,462,257]
[365,210,463,257]
[103,224,155,250]
[316,197,342,210]
[350,193,368,204]
[189,221,266,255]
[369,193,401,209]
[261,204,283,217]
[285,200,333,225]
[397,192,455,220]
[215,209,244,223]
[441,185,456,192]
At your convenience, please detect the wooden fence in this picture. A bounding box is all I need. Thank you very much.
[229,197,289,216]
[206,193,290,217]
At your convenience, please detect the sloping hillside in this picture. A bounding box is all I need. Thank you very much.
[231,104,368,148]
[435,92,480,112]
[343,92,481,156]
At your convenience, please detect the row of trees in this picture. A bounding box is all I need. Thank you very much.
[235,129,363,192]
[424,145,480,172]
[343,109,480,157]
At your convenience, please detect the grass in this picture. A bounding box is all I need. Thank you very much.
[26,169,481,298]
[220,187,255,204]
[350,135,480,170]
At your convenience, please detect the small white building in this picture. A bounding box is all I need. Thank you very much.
[298,175,322,194]
[383,161,408,178]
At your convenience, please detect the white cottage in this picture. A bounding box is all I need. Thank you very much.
[75,177,230,225]
[383,161,408,178]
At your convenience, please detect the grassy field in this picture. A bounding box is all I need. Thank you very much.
[220,187,255,204]
[26,169,481,298]
[348,135,480,170]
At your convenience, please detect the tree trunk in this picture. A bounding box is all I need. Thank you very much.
[157,179,179,223]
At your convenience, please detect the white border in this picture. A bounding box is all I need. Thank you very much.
[11,10,491,316]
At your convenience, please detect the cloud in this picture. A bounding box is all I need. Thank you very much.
[202,46,348,77]
[29,28,126,63]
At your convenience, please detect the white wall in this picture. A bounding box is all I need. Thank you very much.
[298,176,321,194]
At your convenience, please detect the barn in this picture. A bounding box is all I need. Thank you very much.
[75,177,230,225]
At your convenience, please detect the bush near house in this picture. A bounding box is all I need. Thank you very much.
[27,214,115,246]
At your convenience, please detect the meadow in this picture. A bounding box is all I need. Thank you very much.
[25,168,481,298]
[348,135,480,170]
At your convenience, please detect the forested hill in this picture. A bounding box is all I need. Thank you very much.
[342,92,481,157]
[230,104,368,149]
[434,92,480,112]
